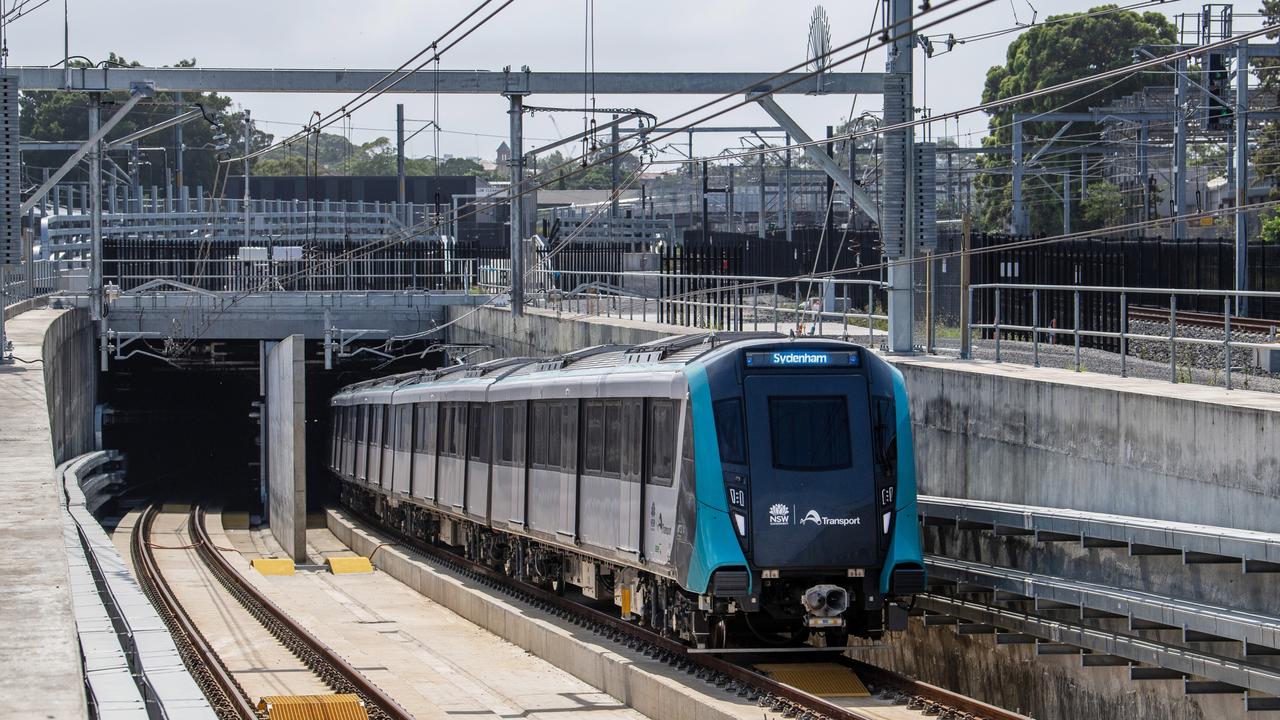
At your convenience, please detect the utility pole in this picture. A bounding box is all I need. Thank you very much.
[1173,56,1188,240]
[885,0,916,354]
[784,132,792,244]
[1062,171,1071,236]
[1235,42,1249,316]
[243,109,252,248]
[89,95,102,322]
[506,93,526,316]
[610,114,620,220]
[174,91,185,211]
[396,103,406,224]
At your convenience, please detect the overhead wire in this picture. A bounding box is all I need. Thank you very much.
[170,0,998,349]
[227,0,519,164]
[649,22,1280,167]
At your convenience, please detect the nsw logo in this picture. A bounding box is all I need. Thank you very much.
[768,503,791,526]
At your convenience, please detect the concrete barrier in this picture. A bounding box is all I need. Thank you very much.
[266,335,307,563]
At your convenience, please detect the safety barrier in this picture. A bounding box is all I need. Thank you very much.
[60,451,216,720]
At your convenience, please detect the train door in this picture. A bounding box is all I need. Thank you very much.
[465,402,491,523]
[616,398,644,558]
[743,375,878,568]
[355,404,369,482]
[642,399,679,568]
[557,400,580,540]
[412,402,437,502]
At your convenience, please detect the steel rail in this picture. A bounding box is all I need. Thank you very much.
[188,506,414,720]
[131,504,258,720]
[345,504,1028,720]
[1129,305,1280,335]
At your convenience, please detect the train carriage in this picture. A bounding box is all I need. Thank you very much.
[329,333,924,648]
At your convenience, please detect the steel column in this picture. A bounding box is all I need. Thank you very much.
[886,0,915,354]
[1235,43,1249,315]
[1173,56,1188,240]
[507,94,525,316]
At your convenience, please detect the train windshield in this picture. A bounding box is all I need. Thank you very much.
[768,396,852,471]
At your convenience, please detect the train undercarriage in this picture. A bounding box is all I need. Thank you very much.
[340,481,899,649]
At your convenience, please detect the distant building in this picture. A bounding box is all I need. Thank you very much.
[495,142,511,177]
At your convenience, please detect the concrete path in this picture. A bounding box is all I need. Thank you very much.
[0,309,86,719]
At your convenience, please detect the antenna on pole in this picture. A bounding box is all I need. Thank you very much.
[807,6,831,94]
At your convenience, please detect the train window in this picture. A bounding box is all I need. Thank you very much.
[768,396,852,471]
[621,399,643,482]
[396,406,413,452]
[468,403,489,462]
[415,403,435,454]
[547,401,563,468]
[604,401,622,477]
[370,405,383,448]
[646,399,675,486]
[680,401,695,483]
[560,401,578,472]
[382,405,393,449]
[531,402,549,467]
[584,401,605,474]
[713,398,747,465]
[438,404,454,457]
[356,405,367,443]
[513,401,527,467]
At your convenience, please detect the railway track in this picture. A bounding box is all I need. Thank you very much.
[131,503,414,720]
[1129,305,1280,335]
[347,507,1026,720]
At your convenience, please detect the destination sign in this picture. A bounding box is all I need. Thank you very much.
[744,350,860,368]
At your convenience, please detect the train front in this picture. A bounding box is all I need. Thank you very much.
[691,339,925,644]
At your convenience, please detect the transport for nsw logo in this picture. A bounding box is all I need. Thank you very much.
[768,503,790,526]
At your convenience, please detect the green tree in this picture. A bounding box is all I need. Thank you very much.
[19,54,272,193]
[973,6,1176,234]
[1080,181,1125,229]
[253,154,312,176]
[1255,2,1280,196]
[534,149,640,189]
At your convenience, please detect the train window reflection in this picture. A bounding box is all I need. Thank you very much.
[768,396,852,471]
[713,398,746,465]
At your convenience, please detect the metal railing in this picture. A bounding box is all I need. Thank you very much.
[1,258,60,310]
[496,266,889,335]
[967,283,1280,389]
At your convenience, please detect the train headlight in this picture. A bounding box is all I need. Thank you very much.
[733,512,747,536]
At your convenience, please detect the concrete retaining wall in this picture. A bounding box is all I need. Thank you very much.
[266,335,306,563]
[893,357,1280,534]
[41,307,96,465]
[446,305,689,361]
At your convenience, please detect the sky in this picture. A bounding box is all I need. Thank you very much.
[1,0,1269,167]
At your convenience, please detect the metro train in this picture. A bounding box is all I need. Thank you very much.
[327,333,925,648]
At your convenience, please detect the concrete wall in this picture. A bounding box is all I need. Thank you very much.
[266,335,306,563]
[41,307,96,464]
[447,305,688,361]
[893,357,1280,534]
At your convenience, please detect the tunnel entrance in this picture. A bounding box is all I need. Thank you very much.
[99,339,447,515]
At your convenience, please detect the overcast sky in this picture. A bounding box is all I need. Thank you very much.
[3,0,1264,166]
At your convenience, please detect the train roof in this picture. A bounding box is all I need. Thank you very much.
[331,332,868,404]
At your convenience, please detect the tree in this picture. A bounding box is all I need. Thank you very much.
[1080,181,1125,229]
[253,154,311,176]
[534,149,641,189]
[973,6,1177,234]
[19,54,272,193]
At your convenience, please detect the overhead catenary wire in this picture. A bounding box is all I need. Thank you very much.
[167,0,996,351]
[649,21,1280,167]
[227,0,519,164]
